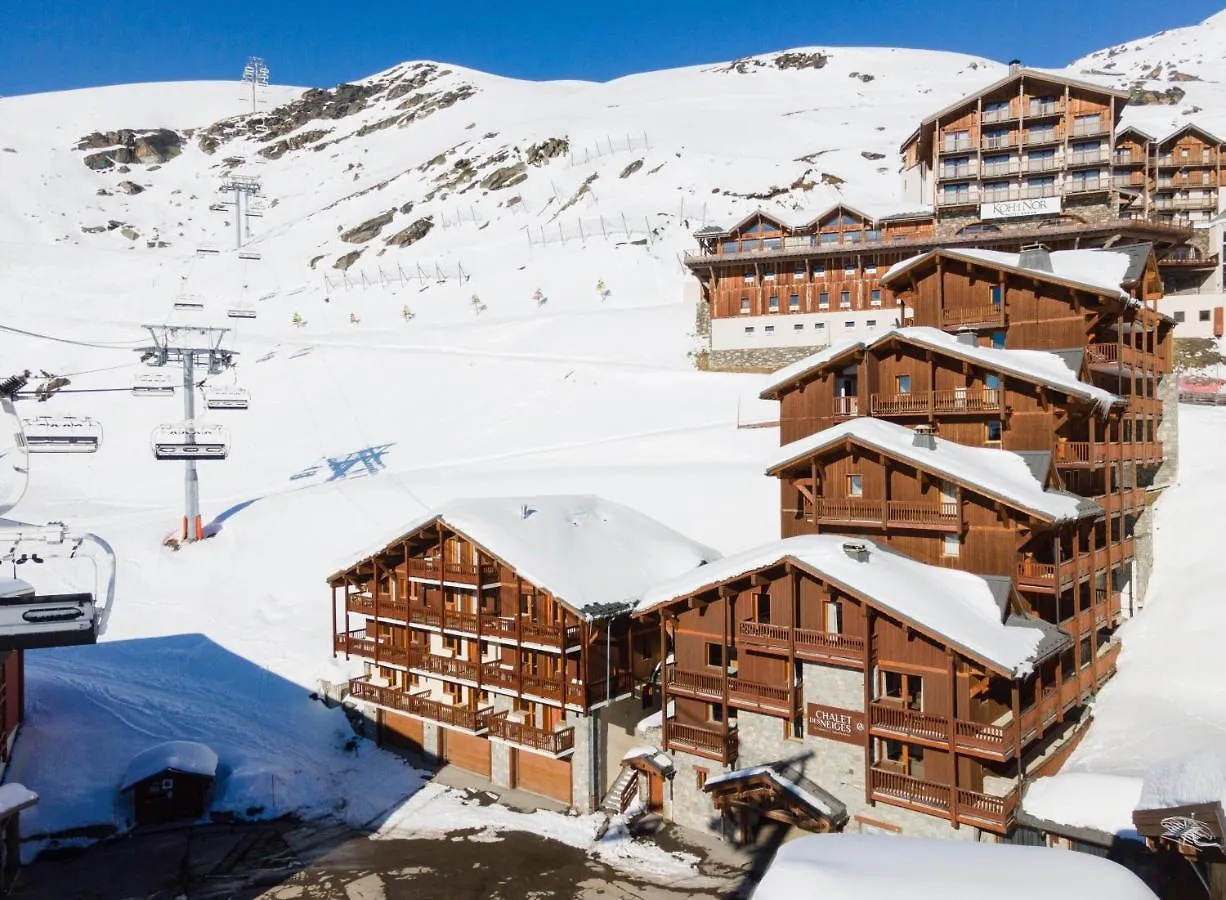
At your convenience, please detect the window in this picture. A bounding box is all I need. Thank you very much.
[755,593,771,623]
[896,375,912,394]
[847,474,864,497]
[815,322,825,330]
[943,129,971,151]
[990,285,1002,306]
[844,321,855,329]
[986,420,1003,443]
[706,642,724,668]
[865,229,882,242]
[844,262,856,275]
[985,373,1001,390]
[793,323,805,332]
[1073,113,1102,136]
[794,264,806,279]
[444,681,463,701]
[814,262,826,276]
[695,767,709,789]
[1200,309,1211,322]
[839,291,851,308]
[818,292,830,309]
[1173,310,1186,323]
[866,319,877,327]
[789,294,800,312]
[444,635,461,654]
[763,266,776,282]
[743,270,755,284]
[768,295,779,313]
[942,534,960,558]
[709,702,725,723]
[764,325,775,334]
[871,289,882,306]
[739,297,750,314]
[744,326,755,334]
[992,331,1006,349]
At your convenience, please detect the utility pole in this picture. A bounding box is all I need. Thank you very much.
[241,56,269,115]
[136,326,237,543]
[218,175,262,249]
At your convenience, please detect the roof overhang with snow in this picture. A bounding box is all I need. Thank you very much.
[766,419,1099,524]
[120,741,219,791]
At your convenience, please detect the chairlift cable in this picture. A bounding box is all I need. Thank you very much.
[0,323,144,350]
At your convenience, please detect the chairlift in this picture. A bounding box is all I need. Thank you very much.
[237,250,262,261]
[204,386,250,411]
[0,578,97,650]
[226,305,257,319]
[0,398,29,518]
[173,300,205,311]
[22,416,102,454]
[208,203,229,212]
[132,372,176,397]
[196,245,222,256]
[151,422,229,461]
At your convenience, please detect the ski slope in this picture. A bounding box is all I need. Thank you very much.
[0,11,1221,848]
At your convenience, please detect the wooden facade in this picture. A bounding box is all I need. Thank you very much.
[0,652,21,776]
[1115,124,1224,229]
[330,518,646,774]
[635,552,1092,834]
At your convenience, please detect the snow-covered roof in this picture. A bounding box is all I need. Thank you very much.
[637,535,1054,676]
[1023,772,1144,837]
[334,496,721,618]
[704,763,848,825]
[766,418,1098,524]
[752,834,1159,900]
[883,247,1135,300]
[1138,749,1226,812]
[760,326,1121,412]
[622,746,675,775]
[0,783,38,819]
[120,740,219,790]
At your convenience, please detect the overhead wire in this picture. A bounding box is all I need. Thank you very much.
[0,323,145,350]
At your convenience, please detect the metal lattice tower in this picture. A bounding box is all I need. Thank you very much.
[241,56,269,114]
[135,326,237,543]
[218,175,262,249]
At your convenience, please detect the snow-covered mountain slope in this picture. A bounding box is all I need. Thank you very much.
[0,14,1222,840]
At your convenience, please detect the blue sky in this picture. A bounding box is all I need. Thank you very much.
[0,0,1221,96]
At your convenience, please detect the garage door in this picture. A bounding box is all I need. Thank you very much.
[443,730,491,777]
[382,710,425,753]
[516,750,572,805]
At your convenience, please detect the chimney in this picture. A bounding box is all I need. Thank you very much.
[842,540,870,563]
[1008,59,1022,75]
[955,329,977,347]
[912,424,937,450]
[1019,243,1053,273]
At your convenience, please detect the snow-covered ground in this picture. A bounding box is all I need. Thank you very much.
[0,8,1221,868]
[1025,405,1226,834]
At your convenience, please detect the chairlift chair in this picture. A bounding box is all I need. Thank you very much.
[173,301,205,311]
[237,250,262,261]
[226,305,257,319]
[132,372,176,397]
[151,422,229,461]
[204,386,250,411]
[22,416,103,454]
[0,578,98,650]
[196,245,222,256]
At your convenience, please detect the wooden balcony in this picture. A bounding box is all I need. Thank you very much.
[488,713,576,757]
[940,305,1004,329]
[868,767,1018,833]
[406,558,500,585]
[346,591,410,619]
[815,499,958,532]
[348,677,494,733]
[736,620,865,666]
[665,665,793,716]
[871,702,1014,762]
[870,388,1002,416]
[398,606,580,650]
[1086,343,1154,371]
[333,629,410,666]
[1053,441,1163,469]
[832,396,859,419]
[663,718,738,764]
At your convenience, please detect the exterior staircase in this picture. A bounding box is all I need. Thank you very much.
[600,767,639,815]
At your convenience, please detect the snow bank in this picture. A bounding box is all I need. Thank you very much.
[334,495,721,616]
[120,740,219,790]
[6,634,425,845]
[1139,750,1226,812]
[638,535,1043,674]
[768,418,1092,523]
[1023,773,1143,836]
[752,834,1158,899]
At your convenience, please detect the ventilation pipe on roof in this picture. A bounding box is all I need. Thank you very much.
[912,424,937,450]
[842,540,870,562]
[955,329,977,347]
[1008,59,1022,74]
[1019,243,1053,273]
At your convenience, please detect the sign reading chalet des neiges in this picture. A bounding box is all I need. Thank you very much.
[807,703,866,744]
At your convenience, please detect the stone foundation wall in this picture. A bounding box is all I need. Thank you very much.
[707,345,827,372]
[1133,373,1180,608]
[570,712,598,812]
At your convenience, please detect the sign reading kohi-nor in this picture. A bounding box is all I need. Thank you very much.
[980,196,1063,221]
[807,703,866,745]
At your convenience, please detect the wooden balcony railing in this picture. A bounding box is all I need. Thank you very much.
[392,606,580,650]
[346,592,410,619]
[870,389,1003,416]
[940,305,1004,328]
[832,396,859,418]
[868,767,1018,832]
[333,629,410,666]
[663,718,738,764]
[736,620,866,664]
[666,666,723,700]
[1086,343,1155,370]
[347,677,494,733]
[406,646,481,682]
[814,499,957,531]
[488,713,576,756]
[406,558,500,583]
[870,702,948,743]
[728,676,793,715]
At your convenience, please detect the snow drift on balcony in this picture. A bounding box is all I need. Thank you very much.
[337,496,721,617]
[884,247,1134,300]
[751,834,1158,900]
[768,418,1096,522]
[120,740,219,791]
[760,326,1120,412]
[637,534,1044,675]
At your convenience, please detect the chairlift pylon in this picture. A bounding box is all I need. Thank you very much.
[132,372,176,397]
[151,422,229,461]
[204,386,250,411]
[22,416,103,454]
[0,398,29,518]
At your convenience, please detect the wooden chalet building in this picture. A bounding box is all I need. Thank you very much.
[633,534,1078,838]
[330,495,718,811]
